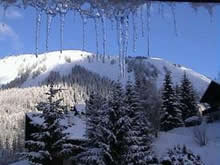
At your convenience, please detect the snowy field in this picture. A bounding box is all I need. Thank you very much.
[11,122,220,165]
[154,122,220,165]
[11,160,29,165]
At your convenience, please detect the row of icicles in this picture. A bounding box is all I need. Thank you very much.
[1,2,214,78]
[34,3,156,77]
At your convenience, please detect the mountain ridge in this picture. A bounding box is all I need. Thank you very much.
[0,50,211,95]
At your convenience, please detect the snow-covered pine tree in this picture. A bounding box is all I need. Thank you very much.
[160,71,184,131]
[174,84,184,125]
[82,81,129,165]
[78,92,109,165]
[85,92,106,141]
[175,84,181,98]
[180,72,199,121]
[24,83,74,165]
[103,81,129,165]
[123,79,157,165]
[81,80,158,165]
[134,71,161,137]
[124,79,139,122]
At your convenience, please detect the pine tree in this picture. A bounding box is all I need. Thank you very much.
[79,92,108,165]
[175,84,181,100]
[81,80,157,165]
[104,81,128,165]
[134,73,161,137]
[123,79,157,165]
[175,84,184,124]
[24,83,73,165]
[85,92,105,130]
[160,72,184,131]
[179,72,199,121]
[80,81,129,165]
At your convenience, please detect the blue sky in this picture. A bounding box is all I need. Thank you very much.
[0,3,219,79]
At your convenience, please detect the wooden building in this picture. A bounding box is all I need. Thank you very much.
[200,81,220,116]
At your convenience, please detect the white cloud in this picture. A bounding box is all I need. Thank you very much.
[6,9,22,19]
[0,7,22,20]
[0,7,23,50]
[0,22,23,50]
[0,22,18,40]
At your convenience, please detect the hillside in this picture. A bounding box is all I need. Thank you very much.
[0,50,210,94]
[0,50,212,165]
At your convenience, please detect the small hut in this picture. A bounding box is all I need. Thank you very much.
[200,81,220,116]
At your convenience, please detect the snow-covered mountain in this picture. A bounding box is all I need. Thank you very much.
[0,50,215,165]
[0,50,210,94]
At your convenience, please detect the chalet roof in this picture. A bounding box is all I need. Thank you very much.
[26,111,86,141]
[200,81,220,105]
[202,107,220,115]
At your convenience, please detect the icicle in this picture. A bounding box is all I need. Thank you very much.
[46,14,53,52]
[125,17,129,57]
[159,2,165,19]
[2,6,7,27]
[81,15,87,51]
[122,16,129,77]
[140,6,144,37]
[35,9,42,57]
[110,18,114,31]
[170,3,178,36]
[116,17,123,78]
[206,5,214,23]
[119,15,129,78]
[59,13,65,54]
[72,10,76,23]
[190,3,214,22]
[121,18,125,78]
[118,16,127,78]
[94,17,99,61]
[190,3,198,15]
[158,2,161,15]
[101,15,106,63]
[132,12,137,52]
[124,15,129,59]
[146,3,151,57]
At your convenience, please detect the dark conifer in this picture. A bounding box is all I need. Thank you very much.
[160,72,183,131]
[123,79,157,165]
[180,72,199,121]
[79,92,108,164]
[25,83,73,165]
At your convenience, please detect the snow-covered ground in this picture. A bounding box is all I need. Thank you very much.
[11,121,220,165]
[154,122,220,165]
[11,160,29,165]
[0,50,210,94]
